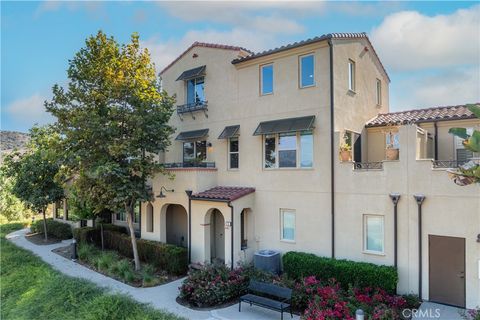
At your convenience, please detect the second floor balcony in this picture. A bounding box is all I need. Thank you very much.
[176,101,208,120]
[163,161,215,169]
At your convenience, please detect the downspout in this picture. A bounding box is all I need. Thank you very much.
[185,190,193,264]
[433,122,438,160]
[328,38,335,259]
[389,193,401,269]
[414,194,426,299]
[228,202,234,270]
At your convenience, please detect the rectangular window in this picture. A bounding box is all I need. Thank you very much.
[134,202,141,223]
[281,209,295,242]
[278,133,297,168]
[116,210,126,221]
[300,131,313,167]
[376,79,382,105]
[364,215,384,253]
[455,128,474,163]
[186,77,205,105]
[241,210,247,249]
[264,131,313,169]
[264,134,276,168]
[348,60,355,91]
[261,64,273,95]
[229,137,239,169]
[386,132,400,149]
[183,140,207,163]
[300,54,315,88]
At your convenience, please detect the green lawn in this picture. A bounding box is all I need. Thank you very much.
[0,223,184,320]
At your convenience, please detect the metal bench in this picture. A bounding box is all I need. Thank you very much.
[239,280,293,320]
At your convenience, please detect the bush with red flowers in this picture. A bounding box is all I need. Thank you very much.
[178,263,277,307]
[301,277,411,320]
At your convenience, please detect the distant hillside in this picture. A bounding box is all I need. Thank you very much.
[1,131,30,152]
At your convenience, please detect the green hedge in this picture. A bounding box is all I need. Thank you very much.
[73,227,188,276]
[283,251,398,293]
[31,218,73,240]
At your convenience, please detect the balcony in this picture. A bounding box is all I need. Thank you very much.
[163,162,216,169]
[176,101,208,120]
[353,162,383,171]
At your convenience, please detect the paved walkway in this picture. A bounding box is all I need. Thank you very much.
[6,228,298,320]
[413,302,464,320]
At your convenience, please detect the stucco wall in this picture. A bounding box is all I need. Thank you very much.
[336,125,480,308]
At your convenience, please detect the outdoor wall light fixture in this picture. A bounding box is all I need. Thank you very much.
[207,142,213,147]
[156,186,174,198]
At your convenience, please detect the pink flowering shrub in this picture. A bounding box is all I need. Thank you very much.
[301,277,409,320]
[179,263,277,307]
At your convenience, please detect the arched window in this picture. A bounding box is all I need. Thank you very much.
[146,203,154,232]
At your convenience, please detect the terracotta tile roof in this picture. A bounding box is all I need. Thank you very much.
[159,42,252,75]
[231,32,390,82]
[366,104,478,127]
[192,186,255,202]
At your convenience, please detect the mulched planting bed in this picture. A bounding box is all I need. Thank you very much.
[25,232,62,245]
[52,244,180,288]
[175,296,239,311]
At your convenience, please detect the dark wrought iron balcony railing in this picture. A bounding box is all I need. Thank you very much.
[353,162,383,171]
[432,160,467,169]
[163,162,216,169]
[176,101,208,115]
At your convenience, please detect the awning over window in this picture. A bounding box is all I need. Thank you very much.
[175,129,209,141]
[176,65,206,81]
[218,125,240,139]
[253,115,315,136]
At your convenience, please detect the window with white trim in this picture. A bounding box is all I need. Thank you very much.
[363,215,384,253]
[183,141,207,163]
[264,131,313,169]
[229,137,239,169]
[376,79,382,105]
[300,54,315,88]
[281,209,295,242]
[348,60,356,91]
[260,64,273,95]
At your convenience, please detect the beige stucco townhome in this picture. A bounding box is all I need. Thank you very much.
[54,32,479,309]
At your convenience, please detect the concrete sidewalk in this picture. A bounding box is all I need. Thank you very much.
[6,228,298,320]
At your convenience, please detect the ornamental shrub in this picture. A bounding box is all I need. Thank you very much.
[73,227,188,275]
[31,218,73,240]
[283,251,398,293]
[179,263,278,307]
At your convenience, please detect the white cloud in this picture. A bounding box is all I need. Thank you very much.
[35,1,105,18]
[6,94,54,127]
[390,67,480,110]
[371,5,480,71]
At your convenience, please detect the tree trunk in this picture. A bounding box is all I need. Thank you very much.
[42,208,48,241]
[126,204,140,271]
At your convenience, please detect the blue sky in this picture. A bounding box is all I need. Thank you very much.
[2,1,479,132]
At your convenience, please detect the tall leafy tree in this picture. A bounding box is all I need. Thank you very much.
[46,31,175,270]
[3,126,64,239]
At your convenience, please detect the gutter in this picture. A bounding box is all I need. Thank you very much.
[389,193,401,270]
[228,202,234,270]
[434,122,438,160]
[328,38,335,259]
[185,190,193,264]
[414,194,426,299]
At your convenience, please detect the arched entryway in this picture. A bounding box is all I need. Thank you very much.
[205,209,225,263]
[165,204,188,248]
